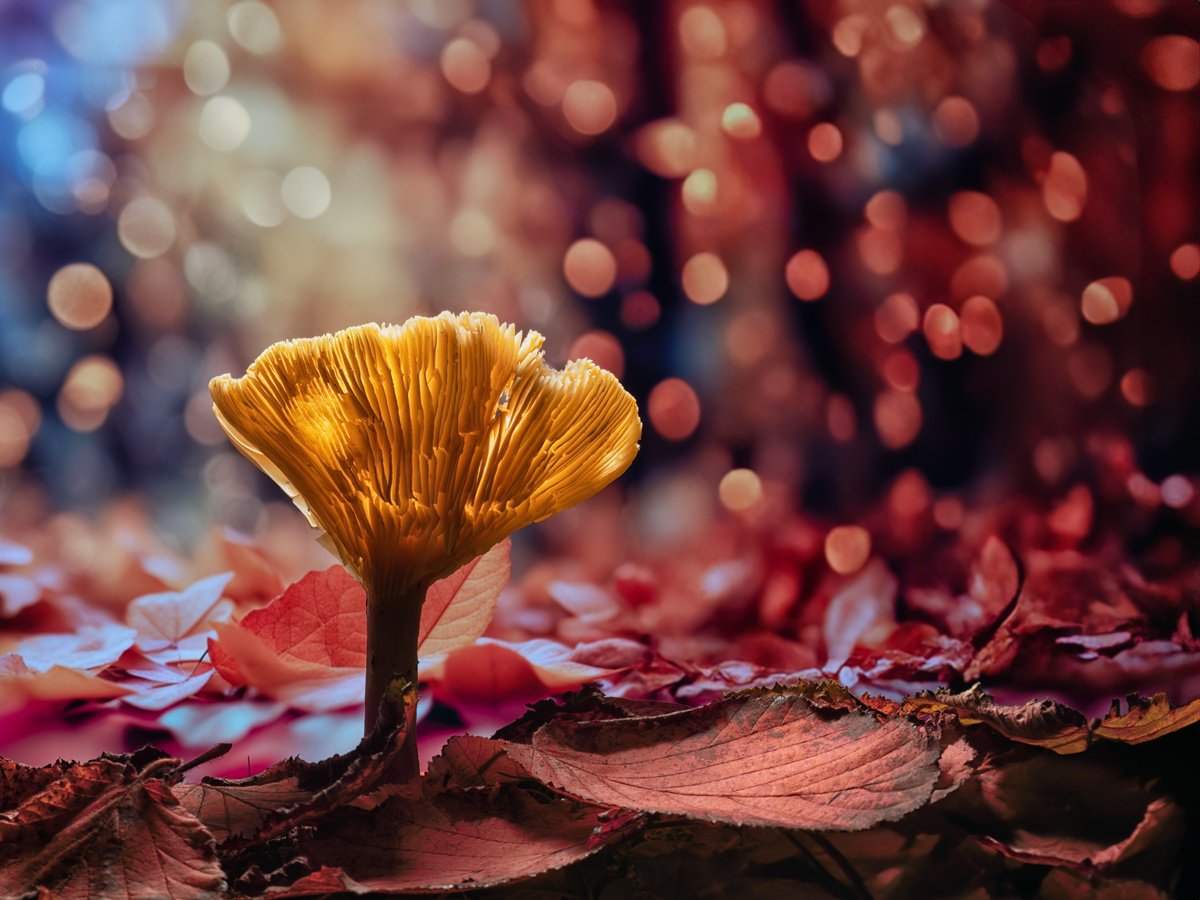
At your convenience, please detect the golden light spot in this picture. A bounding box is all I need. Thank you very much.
[827,393,856,442]
[1120,368,1153,407]
[721,102,761,139]
[682,168,718,216]
[948,191,1002,246]
[199,95,251,151]
[634,119,697,177]
[60,356,123,431]
[882,349,919,392]
[832,15,868,57]
[562,80,618,135]
[47,263,112,330]
[117,197,176,259]
[885,4,924,46]
[0,389,39,468]
[449,209,496,257]
[281,166,331,220]
[1169,243,1199,280]
[228,1,281,55]
[1161,475,1194,509]
[1042,151,1087,222]
[719,468,763,511]
[681,252,728,305]
[1081,276,1132,325]
[825,525,871,575]
[441,38,490,94]
[874,390,921,448]
[807,122,843,163]
[568,330,624,379]
[183,40,230,96]
[933,96,979,147]
[960,295,1003,355]
[785,249,829,301]
[1142,35,1200,92]
[621,291,660,329]
[679,5,727,59]
[865,190,906,231]
[648,377,700,441]
[923,304,962,360]
[875,292,920,344]
[563,239,617,298]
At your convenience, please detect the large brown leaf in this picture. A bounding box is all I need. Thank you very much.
[504,686,941,830]
[0,753,225,899]
[270,784,638,896]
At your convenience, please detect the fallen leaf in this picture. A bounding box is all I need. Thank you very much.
[274,784,638,896]
[823,559,897,673]
[14,622,137,672]
[505,685,941,830]
[424,637,619,707]
[127,572,234,663]
[418,538,511,657]
[0,653,131,710]
[121,670,215,712]
[904,686,1090,753]
[0,752,226,898]
[1094,694,1200,745]
[174,769,312,843]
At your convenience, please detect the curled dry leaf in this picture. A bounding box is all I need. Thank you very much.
[0,752,226,899]
[504,686,942,831]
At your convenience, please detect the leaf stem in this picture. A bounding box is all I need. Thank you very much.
[365,580,427,780]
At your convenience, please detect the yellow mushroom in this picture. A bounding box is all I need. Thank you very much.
[209,312,641,766]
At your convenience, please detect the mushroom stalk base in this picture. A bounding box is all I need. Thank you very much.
[365,583,426,781]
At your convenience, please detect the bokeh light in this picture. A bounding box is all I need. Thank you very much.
[563,239,617,298]
[785,250,829,301]
[47,264,112,330]
[719,468,763,512]
[648,378,701,442]
[824,525,871,575]
[681,252,728,305]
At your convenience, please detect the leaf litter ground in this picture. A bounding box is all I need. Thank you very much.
[1,470,1198,897]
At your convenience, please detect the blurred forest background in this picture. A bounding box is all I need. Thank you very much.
[0,0,1197,573]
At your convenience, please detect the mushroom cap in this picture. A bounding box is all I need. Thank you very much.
[210,312,641,593]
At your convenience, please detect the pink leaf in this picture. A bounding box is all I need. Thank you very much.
[823,559,897,673]
[504,686,941,831]
[127,572,234,652]
[14,622,137,673]
[418,538,511,657]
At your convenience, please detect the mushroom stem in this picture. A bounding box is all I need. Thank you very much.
[365,581,426,780]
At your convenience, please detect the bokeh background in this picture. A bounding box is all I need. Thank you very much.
[0,0,1197,571]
